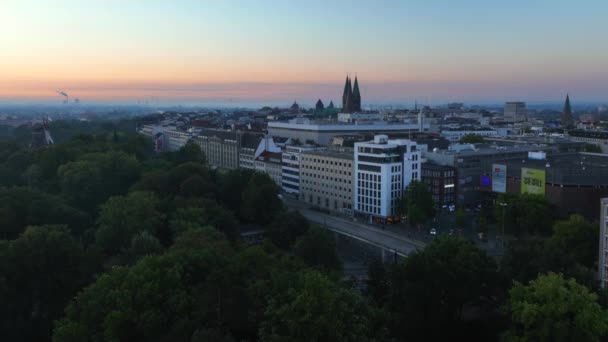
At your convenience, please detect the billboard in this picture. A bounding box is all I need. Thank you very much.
[492,164,507,193]
[521,168,545,195]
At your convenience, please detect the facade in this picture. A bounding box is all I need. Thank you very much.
[426,144,557,206]
[504,102,527,122]
[440,128,501,142]
[354,135,423,222]
[299,148,354,213]
[254,151,283,186]
[281,145,320,195]
[500,152,608,219]
[421,163,456,206]
[239,133,264,169]
[568,130,608,153]
[600,198,608,288]
[267,118,429,145]
[192,129,240,170]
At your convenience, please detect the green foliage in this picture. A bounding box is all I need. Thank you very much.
[503,273,608,341]
[501,215,599,288]
[240,172,283,224]
[459,133,485,144]
[53,243,245,341]
[496,193,555,236]
[259,271,374,342]
[95,191,164,255]
[404,180,435,226]
[293,226,341,272]
[0,225,100,341]
[0,187,90,240]
[266,210,310,249]
[455,207,466,229]
[583,143,603,153]
[367,259,388,305]
[386,236,502,340]
[549,215,598,268]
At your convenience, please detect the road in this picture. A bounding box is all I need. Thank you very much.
[285,198,427,257]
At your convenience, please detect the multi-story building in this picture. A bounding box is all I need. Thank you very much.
[421,163,456,206]
[299,148,354,213]
[281,145,321,196]
[267,118,429,145]
[192,129,240,170]
[239,134,262,170]
[504,102,527,122]
[600,198,608,288]
[254,151,283,186]
[353,135,424,222]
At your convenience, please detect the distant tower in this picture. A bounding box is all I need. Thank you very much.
[342,75,353,113]
[290,101,300,113]
[328,101,335,109]
[352,76,361,112]
[562,94,573,127]
[315,99,324,111]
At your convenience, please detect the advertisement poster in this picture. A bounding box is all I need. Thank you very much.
[521,168,546,195]
[492,164,507,193]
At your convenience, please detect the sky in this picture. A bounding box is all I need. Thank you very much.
[1,0,607,106]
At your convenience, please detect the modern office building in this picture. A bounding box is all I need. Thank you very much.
[504,102,527,122]
[299,148,354,213]
[600,198,608,288]
[353,135,424,222]
[421,163,457,206]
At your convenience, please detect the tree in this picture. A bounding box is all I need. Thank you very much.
[53,236,248,342]
[294,226,341,272]
[455,207,466,230]
[95,191,164,255]
[459,133,485,144]
[259,271,374,342]
[386,236,502,340]
[548,215,597,268]
[367,258,388,305]
[0,225,100,341]
[403,181,435,227]
[495,193,555,237]
[126,230,163,263]
[240,172,283,225]
[266,210,310,249]
[503,273,608,341]
[584,143,603,153]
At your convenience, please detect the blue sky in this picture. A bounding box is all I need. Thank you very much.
[1,0,607,104]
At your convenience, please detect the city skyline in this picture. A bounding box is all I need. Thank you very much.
[2,0,607,104]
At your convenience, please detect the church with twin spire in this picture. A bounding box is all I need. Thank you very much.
[341,75,362,113]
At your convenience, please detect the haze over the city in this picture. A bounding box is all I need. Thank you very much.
[2,0,607,105]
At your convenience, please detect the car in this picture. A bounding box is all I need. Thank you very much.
[430,228,437,236]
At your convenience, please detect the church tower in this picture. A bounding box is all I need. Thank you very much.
[342,75,353,113]
[561,94,573,127]
[352,76,361,112]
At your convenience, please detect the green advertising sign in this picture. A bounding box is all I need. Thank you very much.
[521,168,545,195]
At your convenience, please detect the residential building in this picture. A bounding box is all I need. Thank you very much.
[299,148,354,213]
[421,163,456,206]
[600,198,608,288]
[239,133,263,170]
[354,135,424,222]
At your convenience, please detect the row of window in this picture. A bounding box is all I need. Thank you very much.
[301,157,352,168]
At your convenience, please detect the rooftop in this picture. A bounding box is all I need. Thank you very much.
[302,148,354,161]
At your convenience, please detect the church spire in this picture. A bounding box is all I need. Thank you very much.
[562,94,573,127]
[342,75,353,113]
[352,75,361,112]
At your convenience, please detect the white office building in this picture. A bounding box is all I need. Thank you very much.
[600,198,608,288]
[354,135,424,222]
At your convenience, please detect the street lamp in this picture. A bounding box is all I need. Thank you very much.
[498,202,508,250]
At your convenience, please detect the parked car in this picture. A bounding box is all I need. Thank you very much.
[430,228,437,236]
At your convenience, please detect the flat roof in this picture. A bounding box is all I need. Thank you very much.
[302,148,354,161]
